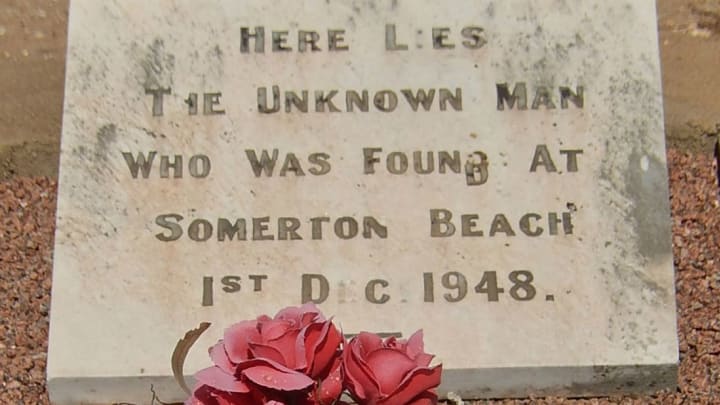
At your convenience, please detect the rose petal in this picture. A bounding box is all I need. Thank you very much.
[209,342,235,374]
[275,305,302,321]
[242,363,314,391]
[309,322,343,378]
[269,328,300,368]
[195,366,250,393]
[384,336,399,349]
[380,365,442,405]
[248,342,288,366]
[365,348,418,395]
[193,385,266,405]
[293,325,310,372]
[224,320,261,363]
[301,323,324,371]
[414,353,434,368]
[355,332,383,357]
[302,320,338,376]
[212,390,258,405]
[343,339,381,401]
[317,359,343,405]
[261,319,293,341]
[187,384,219,405]
[300,302,324,322]
[405,330,425,360]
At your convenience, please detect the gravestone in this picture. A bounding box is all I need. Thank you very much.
[47,0,678,403]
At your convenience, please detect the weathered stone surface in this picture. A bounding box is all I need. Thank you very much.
[47,0,678,403]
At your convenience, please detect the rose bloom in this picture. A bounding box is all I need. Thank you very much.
[343,330,442,405]
[187,304,344,405]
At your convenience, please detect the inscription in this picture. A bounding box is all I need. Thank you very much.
[258,86,463,113]
[125,18,588,312]
[240,26,350,53]
[423,271,540,303]
[362,148,489,186]
[281,270,552,307]
[122,152,211,179]
[496,83,584,111]
[154,214,388,242]
[429,209,575,237]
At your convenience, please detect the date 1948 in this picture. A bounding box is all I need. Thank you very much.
[201,270,554,306]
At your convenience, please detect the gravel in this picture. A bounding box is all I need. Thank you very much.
[0,149,718,404]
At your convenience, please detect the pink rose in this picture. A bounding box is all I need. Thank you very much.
[188,304,344,405]
[343,331,442,405]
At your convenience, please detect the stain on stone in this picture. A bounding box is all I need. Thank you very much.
[138,38,176,89]
[486,3,495,17]
[140,127,166,139]
[94,124,117,162]
[625,149,673,263]
[568,364,678,397]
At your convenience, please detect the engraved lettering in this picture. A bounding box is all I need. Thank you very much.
[285,90,309,113]
[439,88,463,111]
[221,276,241,293]
[145,87,171,116]
[365,279,390,304]
[188,219,213,242]
[496,82,528,111]
[202,276,213,306]
[315,90,341,112]
[519,213,543,236]
[346,90,369,112]
[548,212,574,235]
[122,151,156,179]
[363,147,382,174]
[258,86,281,113]
[301,274,329,304]
[373,90,398,112]
[385,24,408,51]
[217,219,247,241]
[241,26,265,53]
[155,213,183,242]
[432,28,455,49]
[272,31,292,51]
[560,149,584,172]
[489,214,516,236]
[249,275,267,291]
[560,86,584,109]
[328,29,349,51]
[160,155,183,178]
[465,151,489,185]
[203,93,225,115]
[461,26,487,49]
[530,145,557,172]
[278,217,302,240]
[298,30,321,52]
[532,86,557,109]
[430,209,456,237]
[186,93,198,115]
[401,89,435,111]
[252,217,274,241]
[245,149,279,177]
[308,153,331,175]
[188,155,211,178]
[461,214,484,236]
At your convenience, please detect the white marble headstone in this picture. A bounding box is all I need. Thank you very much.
[48,0,678,403]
